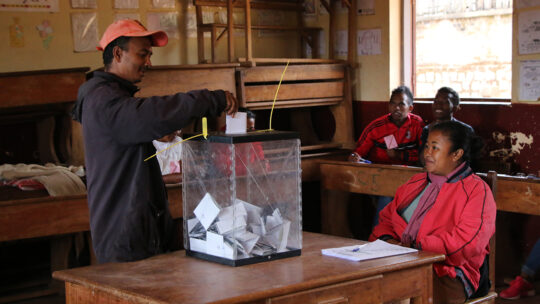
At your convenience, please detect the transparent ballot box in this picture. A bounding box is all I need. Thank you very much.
[182,131,302,266]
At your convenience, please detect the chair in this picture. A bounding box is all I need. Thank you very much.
[465,170,498,304]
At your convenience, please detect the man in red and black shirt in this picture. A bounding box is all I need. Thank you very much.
[351,86,425,166]
[349,85,424,226]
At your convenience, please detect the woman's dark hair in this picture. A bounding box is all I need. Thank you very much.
[390,85,414,106]
[429,120,483,164]
[437,87,460,107]
[103,36,131,67]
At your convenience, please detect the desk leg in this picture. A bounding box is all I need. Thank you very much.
[411,265,434,304]
[49,236,72,294]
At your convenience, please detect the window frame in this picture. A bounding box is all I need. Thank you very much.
[403,0,511,103]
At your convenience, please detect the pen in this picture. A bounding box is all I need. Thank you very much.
[352,247,361,252]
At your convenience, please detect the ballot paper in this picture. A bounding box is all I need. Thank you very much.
[235,231,260,254]
[384,134,398,149]
[240,199,263,223]
[226,112,247,134]
[194,193,221,230]
[321,239,418,262]
[207,231,235,259]
[189,237,207,253]
[187,218,206,238]
[265,208,283,231]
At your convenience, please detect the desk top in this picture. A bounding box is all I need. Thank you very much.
[53,232,444,304]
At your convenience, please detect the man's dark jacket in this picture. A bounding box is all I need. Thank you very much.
[72,71,226,263]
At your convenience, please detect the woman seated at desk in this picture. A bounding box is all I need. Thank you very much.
[370,121,496,304]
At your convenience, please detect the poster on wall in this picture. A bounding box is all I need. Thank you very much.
[152,0,174,8]
[114,0,139,9]
[114,0,138,9]
[357,28,381,55]
[519,60,540,101]
[0,0,58,12]
[9,17,24,47]
[71,12,99,52]
[115,13,140,22]
[186,10,197,38]
[147,12,179,39]
[36,20,54,49]
[334,30,347,57]
[518,10,540,54]
[71,0,96,9]
[357,0,374,15]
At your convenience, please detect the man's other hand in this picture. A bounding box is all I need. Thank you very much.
[224,91,238,116]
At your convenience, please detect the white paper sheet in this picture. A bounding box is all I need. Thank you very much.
[520,60,540,101]
[322,239,418,262]
[519,10,540,55]
[194,193,221,230]
[226,112,247,134]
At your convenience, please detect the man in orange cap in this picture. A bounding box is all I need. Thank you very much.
[72,19,238,263]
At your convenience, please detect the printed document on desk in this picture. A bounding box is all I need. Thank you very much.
[321,239,418,262]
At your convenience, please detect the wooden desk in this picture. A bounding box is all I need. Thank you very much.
[53,232,444,304]
[319,160,540,213]
[0,185,182,242]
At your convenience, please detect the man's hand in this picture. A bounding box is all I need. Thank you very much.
[224,91,238,116]
[386,149,401,160]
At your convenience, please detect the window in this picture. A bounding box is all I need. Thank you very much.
[408,0,512,99]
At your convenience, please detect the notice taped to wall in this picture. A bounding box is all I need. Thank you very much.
[519,60,540,101]
[0,0,58,12]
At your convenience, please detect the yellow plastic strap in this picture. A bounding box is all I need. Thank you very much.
[202,117,208,139]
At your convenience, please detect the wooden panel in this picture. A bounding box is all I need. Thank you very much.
[269,275,382,304]
[245,98,341,110]
[136,67,237,97]
[65,282,134,304]
[381,265,430,303]
[0,196,89,242]
[0,186,182,242]
[319,161,422,197]
[245,82,343,102]
[495,177,540,216]
[0,68,88,108]
[240,64,345,83]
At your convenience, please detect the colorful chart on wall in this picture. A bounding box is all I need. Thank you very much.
[0,0,58,12]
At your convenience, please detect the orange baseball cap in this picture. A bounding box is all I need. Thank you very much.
[97,19,168,51]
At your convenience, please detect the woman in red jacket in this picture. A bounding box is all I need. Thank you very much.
[370,120,496,304]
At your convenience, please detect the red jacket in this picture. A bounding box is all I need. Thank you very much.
[370,168,496,291]
[354,113,424,165]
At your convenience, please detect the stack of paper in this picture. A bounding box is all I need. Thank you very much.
[321,239,418,262]
[188,193,292,260]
